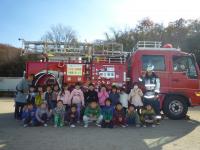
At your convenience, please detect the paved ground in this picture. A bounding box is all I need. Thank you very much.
[0,97,200,150]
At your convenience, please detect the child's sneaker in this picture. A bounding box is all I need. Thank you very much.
[96,123,101,127]
[84,124,88,128]
[121,125,127,128]
[136,124,141,128]
[70,124,76,128]
[44,123,48,127]
[143,125,147,128]
[54,125,58,128]
[152,124,156,128]
[23,124,28,128]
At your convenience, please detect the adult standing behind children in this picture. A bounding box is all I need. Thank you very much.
[139,64,161,115]
[15,74,34,120]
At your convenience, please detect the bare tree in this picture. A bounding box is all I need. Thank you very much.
[42,24,78,46]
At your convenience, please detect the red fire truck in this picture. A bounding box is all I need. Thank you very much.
[22,40,200,119]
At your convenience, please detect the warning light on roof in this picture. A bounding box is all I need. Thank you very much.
[163,44,173,48]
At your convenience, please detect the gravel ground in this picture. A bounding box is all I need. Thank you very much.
[0,97,200,150]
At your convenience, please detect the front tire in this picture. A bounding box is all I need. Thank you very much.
[163,95,188,120]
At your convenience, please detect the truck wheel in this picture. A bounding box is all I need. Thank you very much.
[163,96,188,120]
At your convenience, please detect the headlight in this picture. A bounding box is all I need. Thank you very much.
[195,91,200,96]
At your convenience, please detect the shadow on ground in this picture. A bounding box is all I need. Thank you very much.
[0,112,200,150]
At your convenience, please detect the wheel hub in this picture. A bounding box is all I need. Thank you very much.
[169,100,183,115]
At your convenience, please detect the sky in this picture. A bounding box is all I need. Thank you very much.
[0,0,200,47]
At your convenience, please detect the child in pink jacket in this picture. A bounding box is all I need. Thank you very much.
[98,85,109,108]
[57,84,71,111]
[69,83,84,121]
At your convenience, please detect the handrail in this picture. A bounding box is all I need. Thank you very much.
[136,41,162,49]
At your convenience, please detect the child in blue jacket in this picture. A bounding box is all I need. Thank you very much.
[22,103,37,127]
[101,98,114,128]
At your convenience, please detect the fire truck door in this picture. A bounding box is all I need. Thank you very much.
[170,55,199,91]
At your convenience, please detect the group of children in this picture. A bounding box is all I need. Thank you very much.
[19,82,160,128]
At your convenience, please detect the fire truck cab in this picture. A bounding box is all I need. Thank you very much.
[129,41,200,119]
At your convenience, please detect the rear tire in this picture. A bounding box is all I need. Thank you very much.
[163,95,188,120]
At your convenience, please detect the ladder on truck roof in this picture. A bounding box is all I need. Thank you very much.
[91,42,127,63]
[21,40,88,56]
[20,40,128,63]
